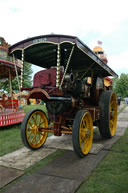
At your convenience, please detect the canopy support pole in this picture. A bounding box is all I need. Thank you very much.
[80,62,95,80]
[13,54,20,91]
[59,45,75,89]
[21,49,24,88]
[56,44,61,88]
[9,69,13,110]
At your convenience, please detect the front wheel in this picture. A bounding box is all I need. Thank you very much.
[21,109,48,150]
[72,110,93,158]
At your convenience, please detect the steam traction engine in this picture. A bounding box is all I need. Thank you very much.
[9,34,118,157]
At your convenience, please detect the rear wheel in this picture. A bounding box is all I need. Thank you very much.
[21,109,48,150]
[99,91,117,138]
[72,110,93,158]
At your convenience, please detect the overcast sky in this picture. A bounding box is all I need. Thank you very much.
[1,0,128,77]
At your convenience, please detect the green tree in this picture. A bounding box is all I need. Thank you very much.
[0,62,33,93]
[0,80,9,92]
[12,62,33,90]
[113,73,128,98]
[23,62,33,88]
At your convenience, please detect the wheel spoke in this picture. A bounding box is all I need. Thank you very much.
[31,134,36,144]
[32,115,37,125]
[35,113,38,120]
[28,121,33,128]
[38,133,41,141]
[38,115,41,126]
[110,100,114,106]
[40,132,45,135]
[39,119,45,128]
[82,141,89,152]
[82,119,86,128]
[110,120,114,128]
[34,135,37,145]
[28,131,33,140]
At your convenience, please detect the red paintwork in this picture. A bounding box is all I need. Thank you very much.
[0,99,25,127]
[26,68,64,103]
[27,88,50,104]
[0,109,25,127]
[0,99,19,110]
[33,68,63,88]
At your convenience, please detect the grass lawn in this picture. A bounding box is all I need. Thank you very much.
[0,124,24,156]
[0,105,47,156]
[77,127,128,193]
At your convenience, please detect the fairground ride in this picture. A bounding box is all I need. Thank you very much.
[93,43,113,89]
[0,37,25,127]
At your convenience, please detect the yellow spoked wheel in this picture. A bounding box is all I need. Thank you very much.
[72,110,93,158]
[99,91,117,138]
[21,109,48,150]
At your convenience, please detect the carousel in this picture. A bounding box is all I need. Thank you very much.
[0,37,25,127]
[93,43,113,89]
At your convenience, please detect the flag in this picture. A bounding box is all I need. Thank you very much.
[97,41,102,45]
